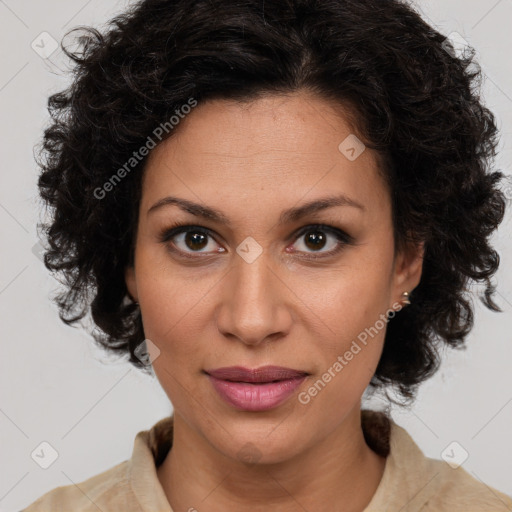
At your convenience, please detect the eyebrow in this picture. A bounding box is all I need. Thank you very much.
[147,194,365,226]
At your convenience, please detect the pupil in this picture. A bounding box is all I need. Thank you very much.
[186,232,207,250]
[305,231,326,251]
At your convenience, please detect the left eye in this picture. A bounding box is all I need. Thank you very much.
[291,225,348,256]
[159,223,353,259]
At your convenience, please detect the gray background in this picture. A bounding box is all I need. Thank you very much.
[1,0,511,510]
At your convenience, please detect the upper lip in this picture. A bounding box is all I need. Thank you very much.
[204,365,309,383]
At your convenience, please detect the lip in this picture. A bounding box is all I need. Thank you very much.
[205,365,308,382]
[204,366,309,411]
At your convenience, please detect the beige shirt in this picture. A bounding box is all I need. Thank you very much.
[21,409,512,511]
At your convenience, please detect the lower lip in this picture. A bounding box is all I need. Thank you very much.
[207,375,307,411]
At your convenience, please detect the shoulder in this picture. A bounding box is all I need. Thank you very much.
[20,460,132,511]
[20,417,174,512]
[417,456,512,511]
[362,409,512,511]
[390,421,512,511]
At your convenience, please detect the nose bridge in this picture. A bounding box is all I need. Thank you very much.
[217,248,287,345]
[235,250,272,303]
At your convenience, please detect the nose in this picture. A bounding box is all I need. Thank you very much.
[215,250,293,347]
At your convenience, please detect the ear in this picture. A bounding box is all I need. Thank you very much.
[390,239,425,306]
[125,264,139,303]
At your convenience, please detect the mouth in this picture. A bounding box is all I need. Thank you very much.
[204,366,309,411]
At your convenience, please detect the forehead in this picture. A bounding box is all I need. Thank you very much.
[140,92,390,224]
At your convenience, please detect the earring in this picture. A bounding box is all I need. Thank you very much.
[401,291,411,306]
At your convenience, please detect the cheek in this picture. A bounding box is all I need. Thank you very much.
[139,284,213,366]
[299,312,386,424]
[298,265,391,395]
[134,258,221,398]
[143,291,212,413]
[298,258,392,341]
[135,245,217,345]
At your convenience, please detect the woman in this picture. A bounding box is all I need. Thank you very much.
[23,0,512,510]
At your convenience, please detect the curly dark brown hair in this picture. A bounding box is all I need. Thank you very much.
[36,0,509,404]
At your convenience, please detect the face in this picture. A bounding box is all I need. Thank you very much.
[125,90,424,464]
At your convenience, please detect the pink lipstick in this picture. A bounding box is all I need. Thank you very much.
[204,366,308,411]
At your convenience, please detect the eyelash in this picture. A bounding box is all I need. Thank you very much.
[158,221,355,261]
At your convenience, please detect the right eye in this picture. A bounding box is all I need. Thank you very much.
[158,223,226,258]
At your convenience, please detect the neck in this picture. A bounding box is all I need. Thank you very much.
[157,406,387,512]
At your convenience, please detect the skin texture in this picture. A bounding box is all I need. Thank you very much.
[125,90,424,512]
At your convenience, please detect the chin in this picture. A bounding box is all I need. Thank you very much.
[207,417,311,466]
